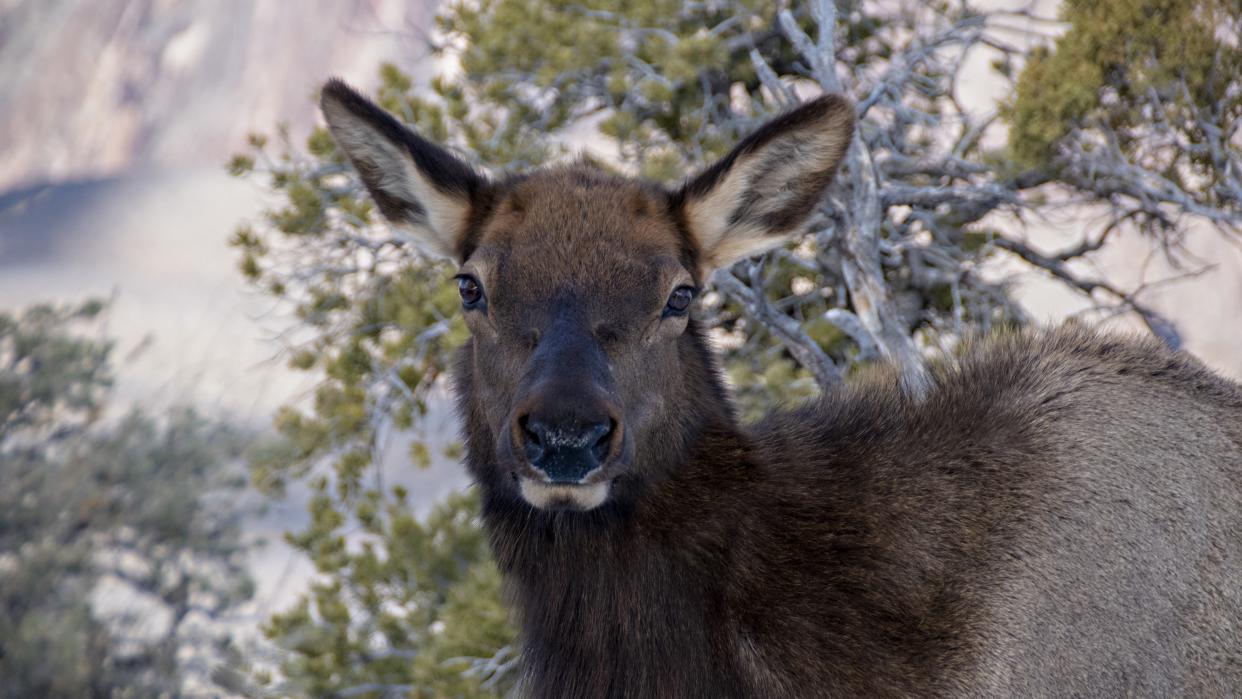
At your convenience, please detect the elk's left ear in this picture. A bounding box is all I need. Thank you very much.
[674,95,854,272]
[320,78,486,260]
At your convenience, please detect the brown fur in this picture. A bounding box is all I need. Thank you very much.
[320,79,1242,697]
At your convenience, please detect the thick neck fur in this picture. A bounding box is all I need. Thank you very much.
[478,442,756,697]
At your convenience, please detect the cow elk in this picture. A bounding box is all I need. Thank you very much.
[321,78,1242,697]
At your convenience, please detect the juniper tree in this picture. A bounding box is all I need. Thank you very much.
[229,0,1241,694]
[0,301,253,698]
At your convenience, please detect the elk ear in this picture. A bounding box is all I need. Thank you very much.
[675,95,854,272]
[320,78,486,260]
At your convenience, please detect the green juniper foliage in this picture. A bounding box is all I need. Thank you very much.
[1008,0,1241,170]
[231,0,1240,695]
[0,302,252,698]
[1004,0,1242,254]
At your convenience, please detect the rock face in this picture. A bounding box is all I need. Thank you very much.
[0,0,432,193]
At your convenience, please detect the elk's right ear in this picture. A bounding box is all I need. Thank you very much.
[320,79,485,260]
[675,95,854,273]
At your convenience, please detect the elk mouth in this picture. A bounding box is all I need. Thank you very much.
[517,477,611,511]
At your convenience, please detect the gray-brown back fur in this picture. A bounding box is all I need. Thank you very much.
[730,325,1242,696]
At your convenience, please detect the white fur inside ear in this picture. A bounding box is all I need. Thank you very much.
[684,166,774,266]
[684,107,852,270]
[322,101,470,259]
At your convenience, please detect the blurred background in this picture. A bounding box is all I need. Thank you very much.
[1,0,1238,696]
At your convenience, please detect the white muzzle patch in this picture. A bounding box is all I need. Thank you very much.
[519,478,610,511]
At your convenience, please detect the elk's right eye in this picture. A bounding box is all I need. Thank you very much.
[664,285,696,317]
[456,275,484,309]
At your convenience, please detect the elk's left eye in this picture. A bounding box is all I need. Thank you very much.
[456,275,485,309]
[664,286,695,317]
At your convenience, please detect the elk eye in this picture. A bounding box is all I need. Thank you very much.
[456,275,484,309]
[664,285,695,317]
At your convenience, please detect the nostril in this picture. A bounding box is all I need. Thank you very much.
[519,415,541,447]
[518,412,617,482]
[589,419,615,463]
[592,421,613,448]
[519,415,547,465]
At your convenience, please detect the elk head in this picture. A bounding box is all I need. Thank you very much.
[321,79,853,511]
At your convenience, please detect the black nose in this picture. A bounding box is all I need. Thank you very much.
[520,415,614,483]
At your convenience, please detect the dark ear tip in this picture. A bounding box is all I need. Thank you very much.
[802,93,855,127]
[320,77,365,112]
